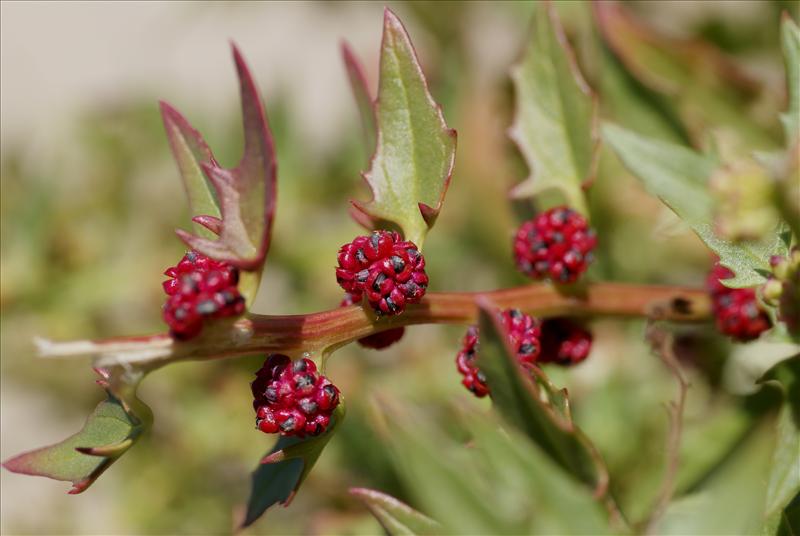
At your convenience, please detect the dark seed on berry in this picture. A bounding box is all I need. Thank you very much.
[356,249,367,264]
[357,270,369,283]
[296,375,315,389]
[280,417,296,433]
[519,343,536,355]
[299,399,318,414]
[391,255,405,273]
[373,273,387,291]
[265,387,278,403]
[292,360,308,372]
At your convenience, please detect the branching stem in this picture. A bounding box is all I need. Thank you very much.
[37,282,710,372]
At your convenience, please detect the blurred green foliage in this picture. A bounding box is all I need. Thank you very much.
[1,1,798,534]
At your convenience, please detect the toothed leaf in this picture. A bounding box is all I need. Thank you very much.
[2,388,148,494]
[173,45,277,272]
[509,1,597,216]
[475,299,609,495]
[350,487,440,535]
[604,123,787,288]
[351,9,456,247]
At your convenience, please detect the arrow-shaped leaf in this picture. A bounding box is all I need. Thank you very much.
[475,297,609,496]
[508,0,598,216]
[240,403,344,528]
[350,487,440,535]
[604,123,788,288]
[171,44,277,272]
[350,8,457,247]
[2,374,149,494]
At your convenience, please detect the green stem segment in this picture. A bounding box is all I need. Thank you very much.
[39,282,711,372]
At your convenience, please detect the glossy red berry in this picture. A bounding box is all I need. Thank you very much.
[455,309,541,398]
[513,206,597,284]
[340,292,405,349]
[538,318,593,366]
[707,263,771,342]
[336,231,428,315]
[162,251,245,340]
[251,355,340,438]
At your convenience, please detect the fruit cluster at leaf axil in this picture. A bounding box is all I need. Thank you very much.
[763,248,800,336]
[456,309,542,397]
[162,251,245,339]
[707,263,771,341]
[340,292,405,349]
[251,355,340,438]
[336,230,428,315]
[513,206,597,284]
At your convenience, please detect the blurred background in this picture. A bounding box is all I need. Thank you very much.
[1,1,798,534]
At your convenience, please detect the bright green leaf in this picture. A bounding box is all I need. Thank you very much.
[351,8,457,247]
[603,123,786,288]
[509,1,597,216]
[475,299,609,496]
[349,487,440,535]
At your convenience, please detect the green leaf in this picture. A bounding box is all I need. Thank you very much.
[350,8,457,247]
[509,1,597,216]
[341,42,377,157]
[475,298,609,496]
[160,101,221,240]
[781,15,800,146]
[349,487,440,535]
[380,399,611,534]
[653,417,778,535]
[759,355,800,520]
[603,123,786,288]
[2,383,148,494]
[173,44,277,272]
[594,1,778,150]
[240,404,344,528]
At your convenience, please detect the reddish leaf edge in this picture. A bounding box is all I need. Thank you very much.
[349,8,457,241]
[173,43,277,272]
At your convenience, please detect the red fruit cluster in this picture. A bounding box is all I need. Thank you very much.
[456,309,542,398]
[340,292,405,349]
[336,231,428,315]
[251,355,340,438]
[162,250,245,340]
[538,318,593,366]
[707,263,771,341]
[513,206,597,284]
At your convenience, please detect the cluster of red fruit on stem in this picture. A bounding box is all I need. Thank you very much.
[706,263,771,342]
[456,309,542,397]
[251,355,340,437]
[340,292,406,349]
[336,230,428,315]
[513,206,597,283]
[162,251,245,339]
[456,310,593,398]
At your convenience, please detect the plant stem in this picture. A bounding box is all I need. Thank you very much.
[37,282,711,370]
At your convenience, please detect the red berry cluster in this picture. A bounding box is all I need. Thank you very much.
[707,263,771,342]
[456,309,542,398]
[513,206,597,284]
[251,355,340,437]
[162,251,245,339]
[538,318,593,366]
[340,292,405,349]
[336,231,428,315]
